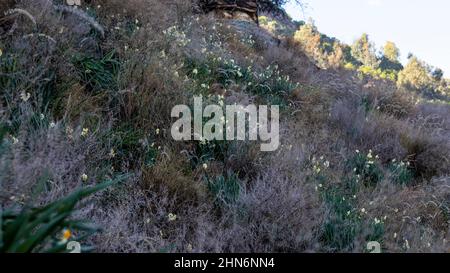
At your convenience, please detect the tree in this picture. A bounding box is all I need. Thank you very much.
[398,56,450,99]
[294,24,322,63]
[327,42,345,68]
[383,41,400,62]
[294,24,345,68]
[380,41,403,71]
[397,56,433,91]
[351,33,380,68]
[432,68,444,82]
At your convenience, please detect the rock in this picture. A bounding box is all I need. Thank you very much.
[200,0,258,24]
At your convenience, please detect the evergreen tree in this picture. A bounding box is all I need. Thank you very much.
[351,33,380,68]
[432,68,444,82]
[380,41,403,71]
[383,41,400,62]
[397,56,433,91]
[294,24,344,68]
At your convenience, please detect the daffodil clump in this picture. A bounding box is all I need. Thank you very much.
[104,125,159,171]
[185,54,297,107]
[163,25,191,48]
[72,50,120,93]
[348,150,384,186]
[309,154,386,251]
[193,135,229,168]
[367,216,386,243]
[310,156,331,192]
[207,173,241,207]
[389,159,414,185]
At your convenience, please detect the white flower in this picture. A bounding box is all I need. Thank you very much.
[202,163,208,170]
[81,128,89,137]
[109,149,116,158]
[168,213,177,222]
[405,239,410,249]
[20,91,31,102]
[49,122,56,128]
[81,173,88,182]
[156,128,160,135]
[192,68,198,75]
[11,136,19,145]
[66,126,73,135]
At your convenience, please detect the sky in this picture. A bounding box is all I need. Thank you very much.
[285,0,450,77]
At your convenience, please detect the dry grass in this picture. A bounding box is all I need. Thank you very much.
[1,0,448,253]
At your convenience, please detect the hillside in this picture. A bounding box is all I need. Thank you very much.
[0,0,449,253]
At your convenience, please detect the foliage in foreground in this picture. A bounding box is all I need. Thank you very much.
[0,176,125,253]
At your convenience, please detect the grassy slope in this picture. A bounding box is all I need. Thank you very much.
[0,0,448,252]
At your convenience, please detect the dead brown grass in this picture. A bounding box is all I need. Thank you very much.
[1,0,449,254]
